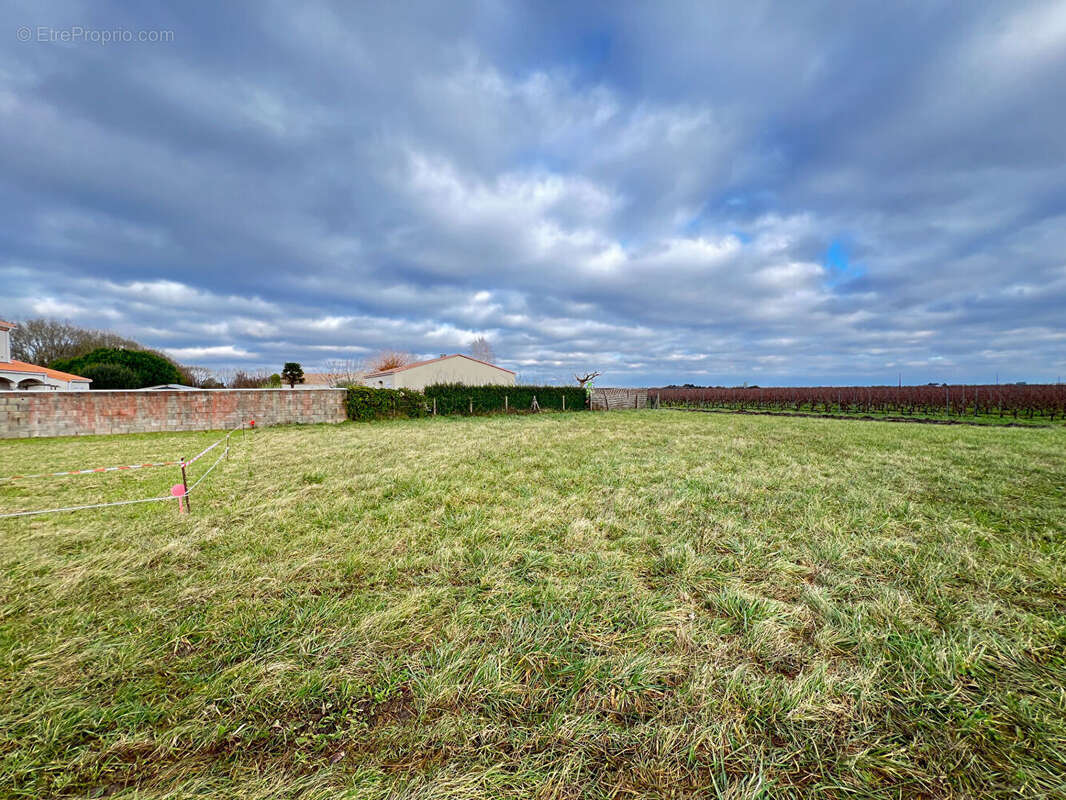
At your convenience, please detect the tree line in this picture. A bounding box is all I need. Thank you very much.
[8,318,513,390]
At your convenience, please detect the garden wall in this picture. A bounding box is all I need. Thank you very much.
[0,389,347,439]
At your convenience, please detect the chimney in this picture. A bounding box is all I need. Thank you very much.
[0,320,12,363]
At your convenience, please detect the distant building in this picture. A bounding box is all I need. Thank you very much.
[138,384,199,391]
[362,354,515,391]
[0,320,91,391]
[295,372,354,389]
[299,373,335,387]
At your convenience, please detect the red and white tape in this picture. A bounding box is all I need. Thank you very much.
[0,423,249,518]
[1,423,247,482]
[1,461,184,482]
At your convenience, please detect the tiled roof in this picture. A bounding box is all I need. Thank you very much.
[364,353,516,378]
[0,320,15,329]
[0,360,91,382]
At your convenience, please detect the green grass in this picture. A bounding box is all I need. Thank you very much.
[1,412,1065,798]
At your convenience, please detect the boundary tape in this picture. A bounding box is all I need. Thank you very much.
[1,461,185,482]
[0,423,248,519]
[0,425,244,483]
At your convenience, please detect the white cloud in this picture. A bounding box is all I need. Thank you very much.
[166,345,255,360]
[0,2,1062,384]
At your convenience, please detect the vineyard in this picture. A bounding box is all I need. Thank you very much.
[655,384,1066,421]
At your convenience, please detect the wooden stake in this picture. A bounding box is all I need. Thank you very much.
[180,457,191,513]
[433,398,437,416]
[562,395,565,411]
[505,395,508,412]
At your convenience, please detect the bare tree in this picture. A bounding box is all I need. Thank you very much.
[181,366,224,388]
[324,359,366,387]
[9,318,140,365]
[470,336,495,363]
[226,369,273,388]
[574,371,601,388]
[367,350,414,372]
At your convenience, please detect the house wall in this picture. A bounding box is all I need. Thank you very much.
[0,327,9,362]
[387,358,515,391]
[368,374,396,389]
[0,388,347,439]
[0,371,91,392]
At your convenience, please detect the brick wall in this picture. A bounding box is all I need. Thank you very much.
[590,388,649,410]
[0,389,348,439]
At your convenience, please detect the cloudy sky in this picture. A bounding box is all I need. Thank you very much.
[3,1,1065,385]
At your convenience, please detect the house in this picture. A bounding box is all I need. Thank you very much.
[299,373,336,387]
[362,354,515,390]
[138,384,199,391]
[0,320,92,391]
[295,372,363,389]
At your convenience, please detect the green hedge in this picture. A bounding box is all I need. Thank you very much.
[51,347,184,389]
[344,386,428,421]
[78,363,141,390]
[422,383,586,415]
[344,384,587,421]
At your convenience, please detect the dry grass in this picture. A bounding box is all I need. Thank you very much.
[1,412,1065,798]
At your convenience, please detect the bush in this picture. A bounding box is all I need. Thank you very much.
[52,347,184,389]
[422,383,586,415]
[77,363,141,390]
[345,386,428,421]
[229,370,272,389]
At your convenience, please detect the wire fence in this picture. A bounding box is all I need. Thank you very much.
[0,423,249,520]
[0,460,186,482]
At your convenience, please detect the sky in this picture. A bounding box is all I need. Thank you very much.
[2,1,1065,387]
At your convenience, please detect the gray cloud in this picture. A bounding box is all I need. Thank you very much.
[2,0,1064,385]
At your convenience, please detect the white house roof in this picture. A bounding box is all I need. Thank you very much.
[364,353,515,378]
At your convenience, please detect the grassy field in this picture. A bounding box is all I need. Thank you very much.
[1,412,1065,799]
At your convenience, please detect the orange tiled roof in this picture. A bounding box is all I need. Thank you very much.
[364,353,516,378]
[0,360,91,382]
[0,320,15,329]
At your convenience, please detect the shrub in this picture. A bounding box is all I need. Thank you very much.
[78,363,141,390]
[345,386,428,421]
[422,383,586,415]
[52,347,184,389]
[228,370,272,389]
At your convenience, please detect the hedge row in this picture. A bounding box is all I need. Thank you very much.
[422,383,587,415]
[343,384,587,421]
[51,347,184,389]
[344,386,428,421]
